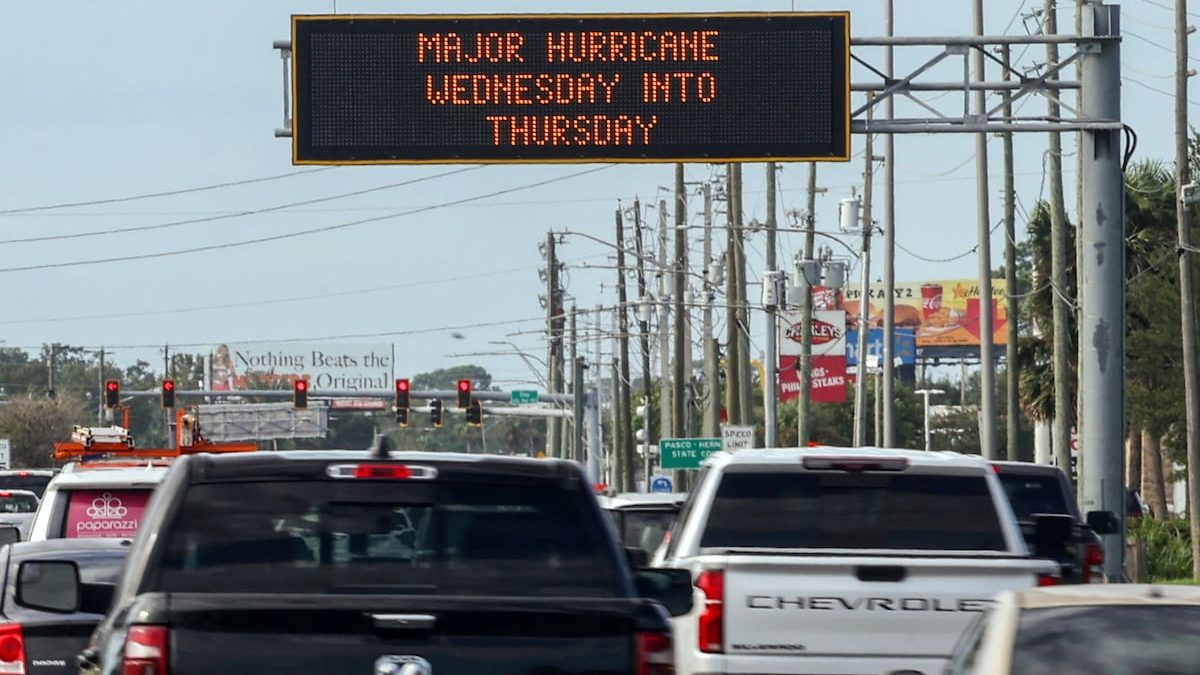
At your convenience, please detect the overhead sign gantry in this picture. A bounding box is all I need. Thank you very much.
[287,12,850,164]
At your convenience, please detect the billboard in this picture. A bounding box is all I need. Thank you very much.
[209,342,394,391]
[840,279,1008,348]
[845,328,917,367]
[779,355,847,403]
[779,309,847,357]
[291,12,850,164]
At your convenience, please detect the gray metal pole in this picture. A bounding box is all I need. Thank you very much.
[882,0,897,448]
[673,165,688,440]
[974,0,998,459]
[766,163,778,271]
[734,164,754,426]
[1079,3,1125,579]
[545,233,559,458]
[1047,2,1074,476]
[702,184,720,439]
[1003,44,1021,462]
[1175,0,1200,578]
[764,274,779,447]
[799,163,818,446]
[97,347,105,425]
[590,305,603,482]
[853,100,875,448]
[1075,0,1087,502]
[633,200,655,492]
[658,199,672,442]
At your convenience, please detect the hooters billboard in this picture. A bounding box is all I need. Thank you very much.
[840,279,1008,348]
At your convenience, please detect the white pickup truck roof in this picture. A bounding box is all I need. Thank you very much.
[705,446,993,470]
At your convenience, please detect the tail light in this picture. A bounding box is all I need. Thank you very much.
[325,464,437,480]
[1084,543,1106,583]
[1037,573,1061,587]
[123,625,168,675]
[635,631,674,675]
[0,624,25,675]
[696,570,724,654]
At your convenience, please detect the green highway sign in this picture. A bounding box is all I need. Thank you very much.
[660,438,722,470]
[510,390,539,404]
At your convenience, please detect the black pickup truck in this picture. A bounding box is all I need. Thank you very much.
[77,450,691,675]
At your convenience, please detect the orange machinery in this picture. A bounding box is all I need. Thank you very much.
[53,407,257,463]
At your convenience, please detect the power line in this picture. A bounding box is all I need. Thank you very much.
[0,165,615,274]
[0,167,335,215]
[0,167,483,245]
[1136,0,1200,19]
[1123,76,1200,106]
[0,264,537,326]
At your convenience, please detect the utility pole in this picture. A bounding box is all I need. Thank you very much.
[1002,44,1021,461]
[702,183,720,439]
[614,208,635,492]
[733,163,754,426]
[1079,2,1124,580]
[725,164,743,426]
[1175,0,1200,578]
[570,308,579,461]
[1075,0,1087,495]
[657,199,672,443]
[1046,1,1073,476]
[882,0,897,447]
[47,344,57,398]
[610,325,623,489]
[973,0,998,459]
[633,200,655,492]
[853,96,876,447]
[97,347,106,424]
[764,163,780,446]
[545,232,562,458]
[798,163,819,446]
[673,164,688,440]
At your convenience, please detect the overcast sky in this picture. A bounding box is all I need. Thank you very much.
[0,0,1189,390]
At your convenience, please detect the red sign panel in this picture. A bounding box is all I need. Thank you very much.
[779,355,848,404]
[65,489,151,539]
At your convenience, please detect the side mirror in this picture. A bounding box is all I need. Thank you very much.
[625,547,649,569]
[1032,514,1074,559]
[634,568,693,617]
[0,527,20,546]
[1086,510,1120,535]
[16,561,81,613]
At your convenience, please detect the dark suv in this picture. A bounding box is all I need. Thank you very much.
[992,461,1117,583]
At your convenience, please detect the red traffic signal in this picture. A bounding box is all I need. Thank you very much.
[395,378,410,410]
[293,379,309,409]
[161,379,176,408]
[104,380,120,408]
[456,379,472,408]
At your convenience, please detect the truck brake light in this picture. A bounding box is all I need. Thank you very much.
[1037,573,1061,587]
[1084,543,1105,583]
[123,625,168,675]
[635,631,673,675]
[325,464,438,480]
[802,456,909,472]
[696,570,724,654]
[0,623,25,675]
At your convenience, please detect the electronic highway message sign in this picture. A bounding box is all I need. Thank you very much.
[291,13,850,164]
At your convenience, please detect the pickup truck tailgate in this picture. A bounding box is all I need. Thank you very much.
[721,554,1044,660]
[162,595,643,675]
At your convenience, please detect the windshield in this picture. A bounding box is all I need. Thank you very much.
[619,510,677,557]
[0,494,37,513]
[0,476,52,499]
[154,480,621,597]
[998,473,1071,521]
[1011,605,1200,674]
[701,470,1007,550]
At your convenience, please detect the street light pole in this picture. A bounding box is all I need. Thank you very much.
[914,389,945,451]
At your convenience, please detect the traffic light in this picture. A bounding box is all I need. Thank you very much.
[396,407,410,428]
[456,379,472,408]
[293,379,309,409]
[395,378,410,410]
[161,379,176,408]
[466,399,483,426]
[104,380,120,408]
[429,399,444,428]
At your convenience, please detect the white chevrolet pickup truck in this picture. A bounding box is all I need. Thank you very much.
[654,447,1063,675]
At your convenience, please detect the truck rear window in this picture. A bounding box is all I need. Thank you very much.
[0,475,51,499]
[65,489,151,539]
[700,471,1007,551]
[0,493,37,513]
[997,474,1071,521]
[154,480,622,597]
